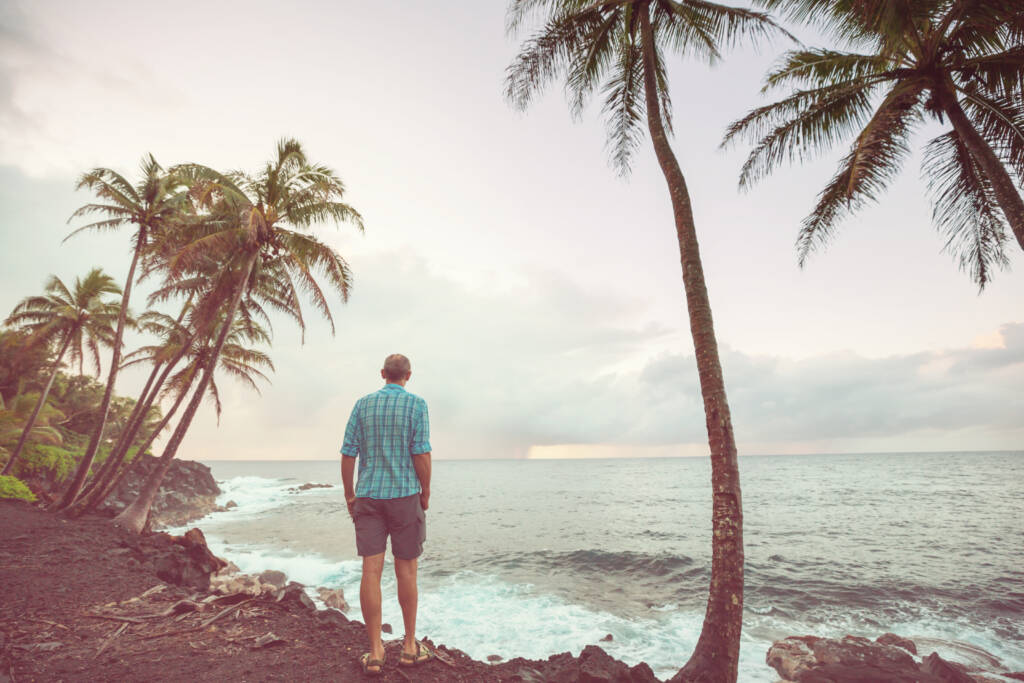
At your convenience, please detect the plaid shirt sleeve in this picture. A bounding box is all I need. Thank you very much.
[340,399,361,457]
[410,398,431,455]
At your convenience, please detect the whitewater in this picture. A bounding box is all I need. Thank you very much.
[167,452,1024,681]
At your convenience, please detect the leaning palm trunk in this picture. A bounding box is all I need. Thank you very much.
[77,358,166,502]
[637,13,743,682]
[82,377,193,516]
[2,333,73,476]
[941,91,1024,251]
[113,255,256,533]
[57,229,146,509]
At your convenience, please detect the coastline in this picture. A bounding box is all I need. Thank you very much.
[0,500,659,683]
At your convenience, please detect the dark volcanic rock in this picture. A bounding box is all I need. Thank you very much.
[920,652,975,682]
[767,635,934,682]
[100,455,220,529]
[131,527,227,590]
[876,632,917,655]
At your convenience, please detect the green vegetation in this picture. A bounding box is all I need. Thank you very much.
[0,475,37,502]
[1,139,363,528]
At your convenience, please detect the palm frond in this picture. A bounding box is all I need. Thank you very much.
[797,80,925,264]
[601,35,646,175]
[959,90,1024,180]
[923,130,1011,288]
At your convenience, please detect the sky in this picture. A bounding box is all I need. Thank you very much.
[1,1,1021,461]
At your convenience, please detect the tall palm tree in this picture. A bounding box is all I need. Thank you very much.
[723,0,1024,288]
[56,156,189,509]
[506,2,786,680]
[2,269,121,475]
[112,138,363,533]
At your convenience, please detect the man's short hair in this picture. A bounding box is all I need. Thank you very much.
[382,354,412,381]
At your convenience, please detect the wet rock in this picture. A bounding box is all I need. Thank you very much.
[225,500,237,509]
[316,587,349,612]
[276,582,316,611]
[382,623,393,634]
[600,633,614,642]
[288,482,333,493]
[628,661,658,682]
[578,645,632,682]
[920,652,975,682]
[258,570,287,588]
[877,633,917,655]
[766,635,926,682]
[488,655,503,663]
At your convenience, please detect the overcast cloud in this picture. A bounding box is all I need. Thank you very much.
[0,1,1021,460]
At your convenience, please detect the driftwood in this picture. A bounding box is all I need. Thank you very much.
[94,622,128,659]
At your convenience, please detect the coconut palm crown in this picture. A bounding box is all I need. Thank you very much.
[723,0,1024,287]
[1,269,121,475]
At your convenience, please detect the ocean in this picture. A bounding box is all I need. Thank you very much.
[168,452,1024,681]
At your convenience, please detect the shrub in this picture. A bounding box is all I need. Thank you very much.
[18,443,77,482]
[0,474,37,502]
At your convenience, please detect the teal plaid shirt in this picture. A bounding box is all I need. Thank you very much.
[341,383,431,499]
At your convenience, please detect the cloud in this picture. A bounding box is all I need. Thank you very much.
[168,250,1023,460]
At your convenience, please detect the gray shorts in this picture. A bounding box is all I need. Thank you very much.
[352,494,426,559]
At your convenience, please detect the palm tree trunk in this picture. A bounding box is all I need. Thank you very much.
[113,254,256,533]
[57,228,147,509]
[77,296,198,508]
[2,333,73,476]
[943,92,1024,251]
[638,11,743,683]
[78,359,165,501]
[77,373,191,515]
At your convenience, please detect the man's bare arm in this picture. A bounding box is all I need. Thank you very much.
[341,456,357,518]
[412,452,431,510]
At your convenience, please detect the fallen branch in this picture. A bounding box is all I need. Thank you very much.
[26,618,70,630]
[94,622,128,659]
[201,598,253,628]
[83,614,147,625]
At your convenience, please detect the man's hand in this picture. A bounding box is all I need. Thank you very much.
[419,491,429,511]
[346,495,358,520]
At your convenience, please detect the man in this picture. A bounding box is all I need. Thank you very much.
[341,353,433,676]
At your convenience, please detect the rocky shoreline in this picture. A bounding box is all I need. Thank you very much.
[2,490,1020,682]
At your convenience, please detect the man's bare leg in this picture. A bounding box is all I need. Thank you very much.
[360,553,386,670]
[395,557,418,657]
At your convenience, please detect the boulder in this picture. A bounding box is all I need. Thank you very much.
[259,570,287,588]
[225,500,238,509]
[577,645,632,682]
[877,633,917,655]
[143,527,227,590]
[316,587,349,612]
[276,582,316,611]
[600,633,614,642]
[487,655,503,663]
[766,635,930,682]
[382,623,393,634]
[920,653,975,682]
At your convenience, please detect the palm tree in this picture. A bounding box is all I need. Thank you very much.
[2,269,121,475]
[723,0,1024,288]
[506,2,787,680]
[112,138,363,533]
[55,156,189,509]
